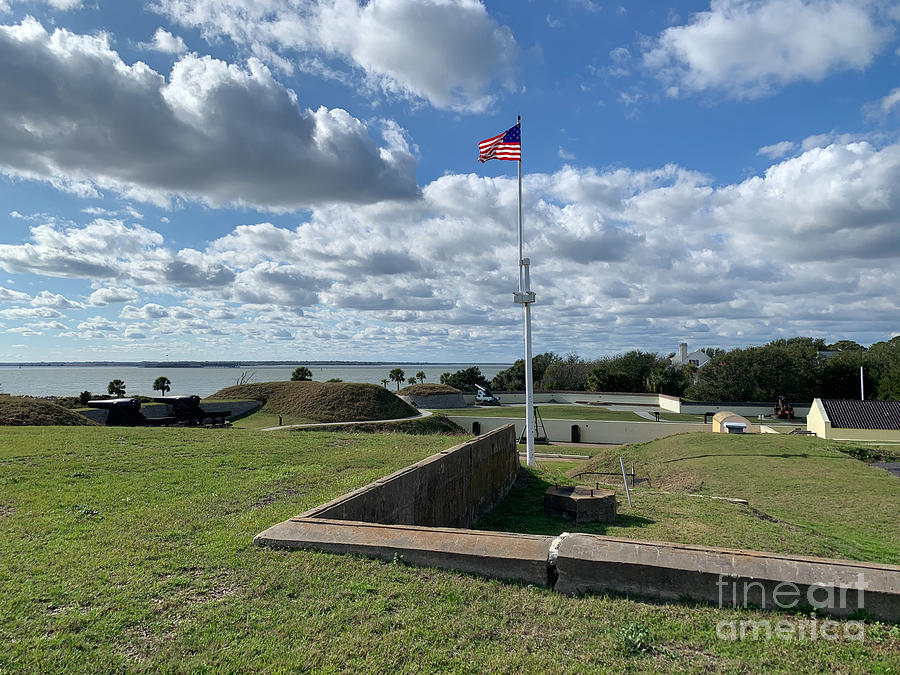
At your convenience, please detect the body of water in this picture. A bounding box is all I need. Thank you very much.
[0,364,508,397]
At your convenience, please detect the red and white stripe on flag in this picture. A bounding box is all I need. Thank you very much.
[478,123,521,162]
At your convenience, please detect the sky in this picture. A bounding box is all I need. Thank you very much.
[1,0,899,364]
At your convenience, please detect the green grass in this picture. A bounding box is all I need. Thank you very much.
[479,434,900,565]
[0,397,98,426]
[211,380,417,423]
[1,426,898,671]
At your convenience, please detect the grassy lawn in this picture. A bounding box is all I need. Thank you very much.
[479,434,900,566]
[1,426,897,671]
[229,410,318,429]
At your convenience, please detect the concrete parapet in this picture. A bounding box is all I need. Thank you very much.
[400,393,466,409]
[553,534,900,622]
[303,425,518,529]
[255,518,553,587]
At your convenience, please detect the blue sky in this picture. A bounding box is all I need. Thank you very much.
[1,0,899,363]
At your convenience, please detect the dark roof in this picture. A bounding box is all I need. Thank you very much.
[822,399,900,430]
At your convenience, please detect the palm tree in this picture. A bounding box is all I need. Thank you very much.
[291,366,312,381]
[388,368,406,391]
[381,379,389,388]
[407,377,417,386]
[416,371,426,384]
[153,376,171,395]
[107,379,126,397]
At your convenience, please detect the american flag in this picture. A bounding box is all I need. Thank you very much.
[478,123,521,162]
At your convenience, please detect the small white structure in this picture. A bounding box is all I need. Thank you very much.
[670,343,711,369]
[712,411,755,434]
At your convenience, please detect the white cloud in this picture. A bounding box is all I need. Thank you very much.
[643,0,893,98]
[140,27,188,54]
[876,87,900,114]
[151,0,517,112]
[0,18,417,209]
[0,286,29,303]
[88,287,140,306]
[3,140,900,355]
[757,140,795,159]
[31,290,84,309]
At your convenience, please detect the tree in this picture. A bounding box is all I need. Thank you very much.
[381,378,389,388]
[389,368,406,391]
[78,390,92,406]
[440,366,490,391]
[107,379,126,397]
[586,351,661,393]
[152,376,171,395]
[491,352,560,391]
[235,370,255,386]
[407,377,417,386]
[826,340,865,352]
[416,371,426,384]
[291,366,312,381]
[540,353,598,391]
[326,378,343,382]
[643,364,689,396]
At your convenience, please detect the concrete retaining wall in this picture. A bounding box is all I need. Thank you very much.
[256,425,900,621]
[682,402,811,419]
[302,425,518,529]
[462,391,670,406]
[399,393,466,409]
[447,415,709,444]
[553,534,899,621]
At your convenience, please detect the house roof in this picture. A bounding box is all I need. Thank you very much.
[671,349,710,367]
[821,399,900,430]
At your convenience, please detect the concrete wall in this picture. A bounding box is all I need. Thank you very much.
[400,393,466,409]
[302,425,518,529]
[255,524,900,621]
[683,402,811,419]
[462,391,670,407]
[447,415,709,444]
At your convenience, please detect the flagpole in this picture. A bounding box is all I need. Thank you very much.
[514,114,536,467]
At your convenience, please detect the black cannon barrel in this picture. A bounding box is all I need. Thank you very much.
[87,398,141,410]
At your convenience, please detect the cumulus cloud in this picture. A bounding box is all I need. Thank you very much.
[3,140,900,355]
[140,27,188,53]
[31,291,84,309]
[0,18,418,209]
[151,0,517,112]
[643,0,893,98]
[87,287,140,306]
[0,286,29,303]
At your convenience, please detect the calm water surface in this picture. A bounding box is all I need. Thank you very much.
[0,364,507,397]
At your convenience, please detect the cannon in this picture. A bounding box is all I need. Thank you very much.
[152,395,230,426]
[773,396,795,420]
[87,398,148,426]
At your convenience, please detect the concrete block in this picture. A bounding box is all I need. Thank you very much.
[544,486,616,523]
[554,534,900,622]
[255,518,554,587]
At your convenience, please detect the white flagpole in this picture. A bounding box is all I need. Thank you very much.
[513,115,536,467]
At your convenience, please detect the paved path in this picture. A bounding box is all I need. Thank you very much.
[261,409,432,431]
[873,462,900,478]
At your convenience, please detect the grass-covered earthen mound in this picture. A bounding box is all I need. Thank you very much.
[0,397,97,426]
[397,383,461,396]
[210,381,418,423]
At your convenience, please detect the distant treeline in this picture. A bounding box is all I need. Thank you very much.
[439,336,900,402]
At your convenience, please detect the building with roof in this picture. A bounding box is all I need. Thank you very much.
[807,398,900,442]
[670,343,711,369]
